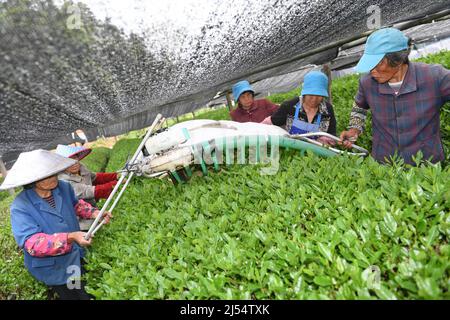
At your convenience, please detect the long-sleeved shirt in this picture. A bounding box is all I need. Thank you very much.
[58,164,118,205]
[230,99,279,123]
[348,62,450,165]
[58,164,96,202]
[24,199,97,257]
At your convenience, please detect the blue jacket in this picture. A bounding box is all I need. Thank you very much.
[10,181,84,286]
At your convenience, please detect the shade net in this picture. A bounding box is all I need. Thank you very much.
[1,0,449,167]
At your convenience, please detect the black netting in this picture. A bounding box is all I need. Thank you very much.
[1,0,449,160]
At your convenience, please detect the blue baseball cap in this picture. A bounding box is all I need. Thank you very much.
[355,28,409,73]
[232,80,254,102]
[301,71,329,98]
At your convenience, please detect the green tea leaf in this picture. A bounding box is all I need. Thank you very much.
[314,276,332,287]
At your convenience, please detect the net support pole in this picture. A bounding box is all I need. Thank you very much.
[0,157,14,196]
[226,92,234,111]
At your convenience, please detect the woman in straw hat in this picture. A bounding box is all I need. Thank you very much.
[55,145,120,207]
[0,150,112,300]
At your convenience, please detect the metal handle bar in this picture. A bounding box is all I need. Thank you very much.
[289,132,369,156]
[84,114,165,240]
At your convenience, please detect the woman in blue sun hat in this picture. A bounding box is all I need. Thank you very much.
[230,80,279,123]
[262,70,337,146]
[55,145,120,207]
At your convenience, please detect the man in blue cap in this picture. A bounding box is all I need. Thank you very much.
[340,28,450,165]
[230,80,279,123]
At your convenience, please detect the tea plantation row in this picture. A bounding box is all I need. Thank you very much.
[83,147,449,299]
[84,51,450,299]
[0,51,448,299]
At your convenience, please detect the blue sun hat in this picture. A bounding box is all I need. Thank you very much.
[232,80,254,102]
[301,71,329,98]
[55,145,92,161]
[355,28,409,73]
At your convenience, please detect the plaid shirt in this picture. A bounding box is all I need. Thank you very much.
[349,62,450,165]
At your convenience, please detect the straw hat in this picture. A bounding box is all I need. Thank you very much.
[0,150,77,190]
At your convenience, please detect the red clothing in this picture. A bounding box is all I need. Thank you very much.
[94,180,118,200]
[93,172,119,200]
[230,99,278,123]
[93,172,118,185]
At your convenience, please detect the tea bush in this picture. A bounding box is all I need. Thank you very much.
[81,147,112,173]
[84,152,450,299]
[0,51,448,300]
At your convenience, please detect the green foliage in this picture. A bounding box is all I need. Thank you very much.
[0,195,47,300]
[193,107,231,121]
[267,90,300,105]
[80,147,112,173]
[105,139,142,172]
[164,107,231,127]
[85,152,450,299]
[119,129,148,140]
[414,50,450,66]
[0,177,8,203]
[84,51,450,299]
[1,50,449,300]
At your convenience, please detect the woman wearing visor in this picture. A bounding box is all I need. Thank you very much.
[0,150,111,300]
[56,145,119,207]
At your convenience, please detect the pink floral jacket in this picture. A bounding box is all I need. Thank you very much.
[24,199,97,257]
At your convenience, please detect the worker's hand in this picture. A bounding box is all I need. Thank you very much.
[261,116,273,125]
[68,231,92,247]
[317,136,336,146]
[339,128,361,149]
[92,210,113,225]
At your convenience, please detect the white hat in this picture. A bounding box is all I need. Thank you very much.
[0,150,77,190]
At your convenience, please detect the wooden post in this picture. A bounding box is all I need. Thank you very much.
[0,157,14,196]
[225,92,234,111]
[321,64,333,104]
